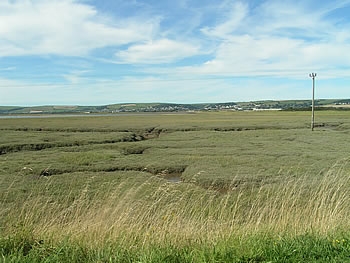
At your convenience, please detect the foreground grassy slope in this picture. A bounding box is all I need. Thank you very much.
[1,111,350,262]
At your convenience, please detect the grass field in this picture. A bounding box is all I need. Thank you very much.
[1,111,350,262]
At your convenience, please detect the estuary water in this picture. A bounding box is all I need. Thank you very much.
[0,113,176,119]
[0,114,112,119]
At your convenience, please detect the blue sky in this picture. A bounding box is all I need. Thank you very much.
[1,0,350,106]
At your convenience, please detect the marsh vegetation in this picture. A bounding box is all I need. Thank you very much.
[1,111,350,262]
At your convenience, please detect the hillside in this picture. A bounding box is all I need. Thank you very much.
[1,99,350,114]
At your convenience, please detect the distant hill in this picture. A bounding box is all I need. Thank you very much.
[1,99,350,114]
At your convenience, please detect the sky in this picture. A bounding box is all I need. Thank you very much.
[1,0,350,106]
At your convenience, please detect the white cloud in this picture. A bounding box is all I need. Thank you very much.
[0,67,16,71]
[62,70,92,84]
[200,1,248,38]
[0,77,50,105]
[175,35,350,79]
[178,1,350,79]
[115,39,199,64]
[0,0,157,57]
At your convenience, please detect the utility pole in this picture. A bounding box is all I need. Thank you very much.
[309,73,317,131]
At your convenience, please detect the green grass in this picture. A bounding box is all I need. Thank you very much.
[1,233,350,262]
[1,111,350,262]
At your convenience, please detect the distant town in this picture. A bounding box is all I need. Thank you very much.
[1,99,350,115]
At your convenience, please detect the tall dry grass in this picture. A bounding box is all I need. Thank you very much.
[2,160,350,249]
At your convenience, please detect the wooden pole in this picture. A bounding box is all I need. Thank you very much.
[309,73,317,131]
